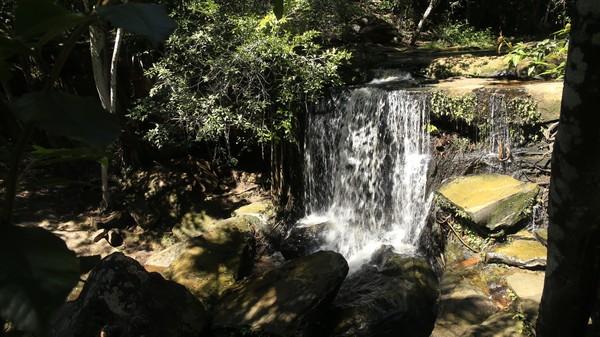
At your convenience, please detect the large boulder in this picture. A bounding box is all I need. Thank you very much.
[279,219,334,259]
[329,246,439,337]
[212,251,349,337]
[52,253,207,337]
[437,174,539,234]
[165,218,256,305]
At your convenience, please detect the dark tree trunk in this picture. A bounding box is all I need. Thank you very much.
[536,1,600,336]
[270,108,306,220]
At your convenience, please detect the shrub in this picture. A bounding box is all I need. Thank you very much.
[128,0,350,158]
[428,22,495,49]
[506,24,569,79]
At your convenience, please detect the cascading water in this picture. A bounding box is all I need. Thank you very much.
[488,92,511,154]
[302,86,432,269]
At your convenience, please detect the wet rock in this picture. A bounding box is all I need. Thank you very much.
[329,246,438,337]
[166,220,255,305]
[52,253,207,337]
[431,269,498,337]
[486,239,546,270]
[463,312,526,337]
[212,251,348,337]
[437,174,539,234]
[279,220,333,259]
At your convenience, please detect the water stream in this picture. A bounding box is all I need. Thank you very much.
[302,86,432,269]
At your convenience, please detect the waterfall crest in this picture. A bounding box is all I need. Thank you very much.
[303,87,432,269]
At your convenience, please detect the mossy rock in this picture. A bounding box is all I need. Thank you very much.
[431,266,498,337]
[212,251,349,337]
[427,55,509,79]
[437,174,540,234]
[331,246,438,337]
[232,200,274,225]
[173,212,259,240]
[165,218,256,305]
[486,239,546,270]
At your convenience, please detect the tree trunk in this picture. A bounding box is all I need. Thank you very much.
[536,1,600,336]
[410,0,437,46]
[100,27,124,208]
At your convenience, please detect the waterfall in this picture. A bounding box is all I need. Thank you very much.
[303,87,432,269]
[488,92,511,155]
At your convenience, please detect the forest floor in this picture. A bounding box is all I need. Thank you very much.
[10,166,270,266]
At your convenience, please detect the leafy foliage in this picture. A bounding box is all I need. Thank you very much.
[506,24,569,79]
[96,3,176,46]
[0,1,176,335]
[128,0,350,154]
[0,226,80,335]
[427,22,495,49]
[12,91,120,148]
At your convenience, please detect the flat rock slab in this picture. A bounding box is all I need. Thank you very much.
[506,271,545,304]
[486,239,547,269]
[430,78,562,123]
[438,174,539,233]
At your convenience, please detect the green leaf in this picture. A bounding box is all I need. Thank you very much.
[272,0,284,19]
[0,226,80,334]
[11,91,120,148]
[15,0,87,45]
[97,3,176,46]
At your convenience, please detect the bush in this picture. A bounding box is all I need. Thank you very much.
[428,22,495,49]
[506,24,569,79]
[128,0,350,158]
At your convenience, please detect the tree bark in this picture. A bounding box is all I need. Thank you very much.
[410,0,437,46]
[536,1,600,336]
[100,27,124,208]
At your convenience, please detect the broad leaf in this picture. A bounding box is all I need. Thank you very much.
[0,35,28,59]
[15,0,87,45]
[97,3,176,46]
[0,226,80,334]
[0,58,11,81]
[272,0,284,19]
[12,91,120,148]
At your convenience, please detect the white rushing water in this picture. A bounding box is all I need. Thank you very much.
[303,87,432,270]
[488,92,511,154]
